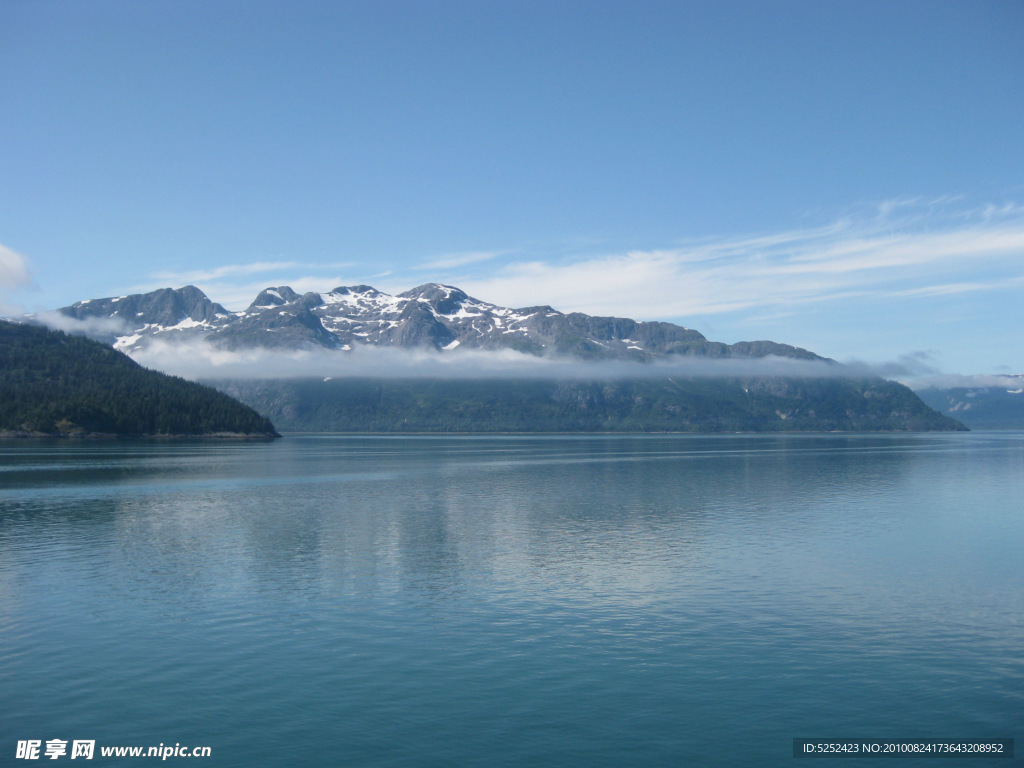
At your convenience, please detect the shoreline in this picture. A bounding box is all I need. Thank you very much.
[0,430,280,440]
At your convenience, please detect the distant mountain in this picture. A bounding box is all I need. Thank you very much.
[51,283,827,362]
[37,284,967,433]
[217,376,966,433]
[913,376,1024,429]
[0,321,279,437]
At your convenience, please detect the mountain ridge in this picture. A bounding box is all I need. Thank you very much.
[49,283,830,364]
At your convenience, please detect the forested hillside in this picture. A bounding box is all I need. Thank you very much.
[0,321,278,437]
[217,376,965,433]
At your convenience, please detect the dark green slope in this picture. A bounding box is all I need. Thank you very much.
[0,321,279,437]
[216,376,965,433]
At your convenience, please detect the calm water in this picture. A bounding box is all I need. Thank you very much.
[1,433,1022,766]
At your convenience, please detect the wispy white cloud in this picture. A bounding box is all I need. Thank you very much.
[416,250,507,270]
[449,199,1024,320]
[890,273,1024,298]
[973,201,1024,221]
[149,260,305,283]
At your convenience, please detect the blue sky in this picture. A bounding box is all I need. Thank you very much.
[2,0,1022,376]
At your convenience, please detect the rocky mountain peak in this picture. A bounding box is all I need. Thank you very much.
[249,286,302,309]
[399,283,472,315]
[63,285,228,331]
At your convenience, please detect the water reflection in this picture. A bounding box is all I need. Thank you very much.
[1,433,1022,767]
[0,433,954,610]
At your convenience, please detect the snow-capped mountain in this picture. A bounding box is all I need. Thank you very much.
[52,283,826,363]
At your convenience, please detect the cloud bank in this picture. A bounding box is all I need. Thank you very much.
[127,339,854,382]
[841,351,942,379]
[906,373,1024,391]
[32,311,129,340]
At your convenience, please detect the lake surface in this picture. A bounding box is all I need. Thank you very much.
[1,433,1022,766]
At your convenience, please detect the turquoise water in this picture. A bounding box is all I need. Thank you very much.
[1,433,1022,766]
